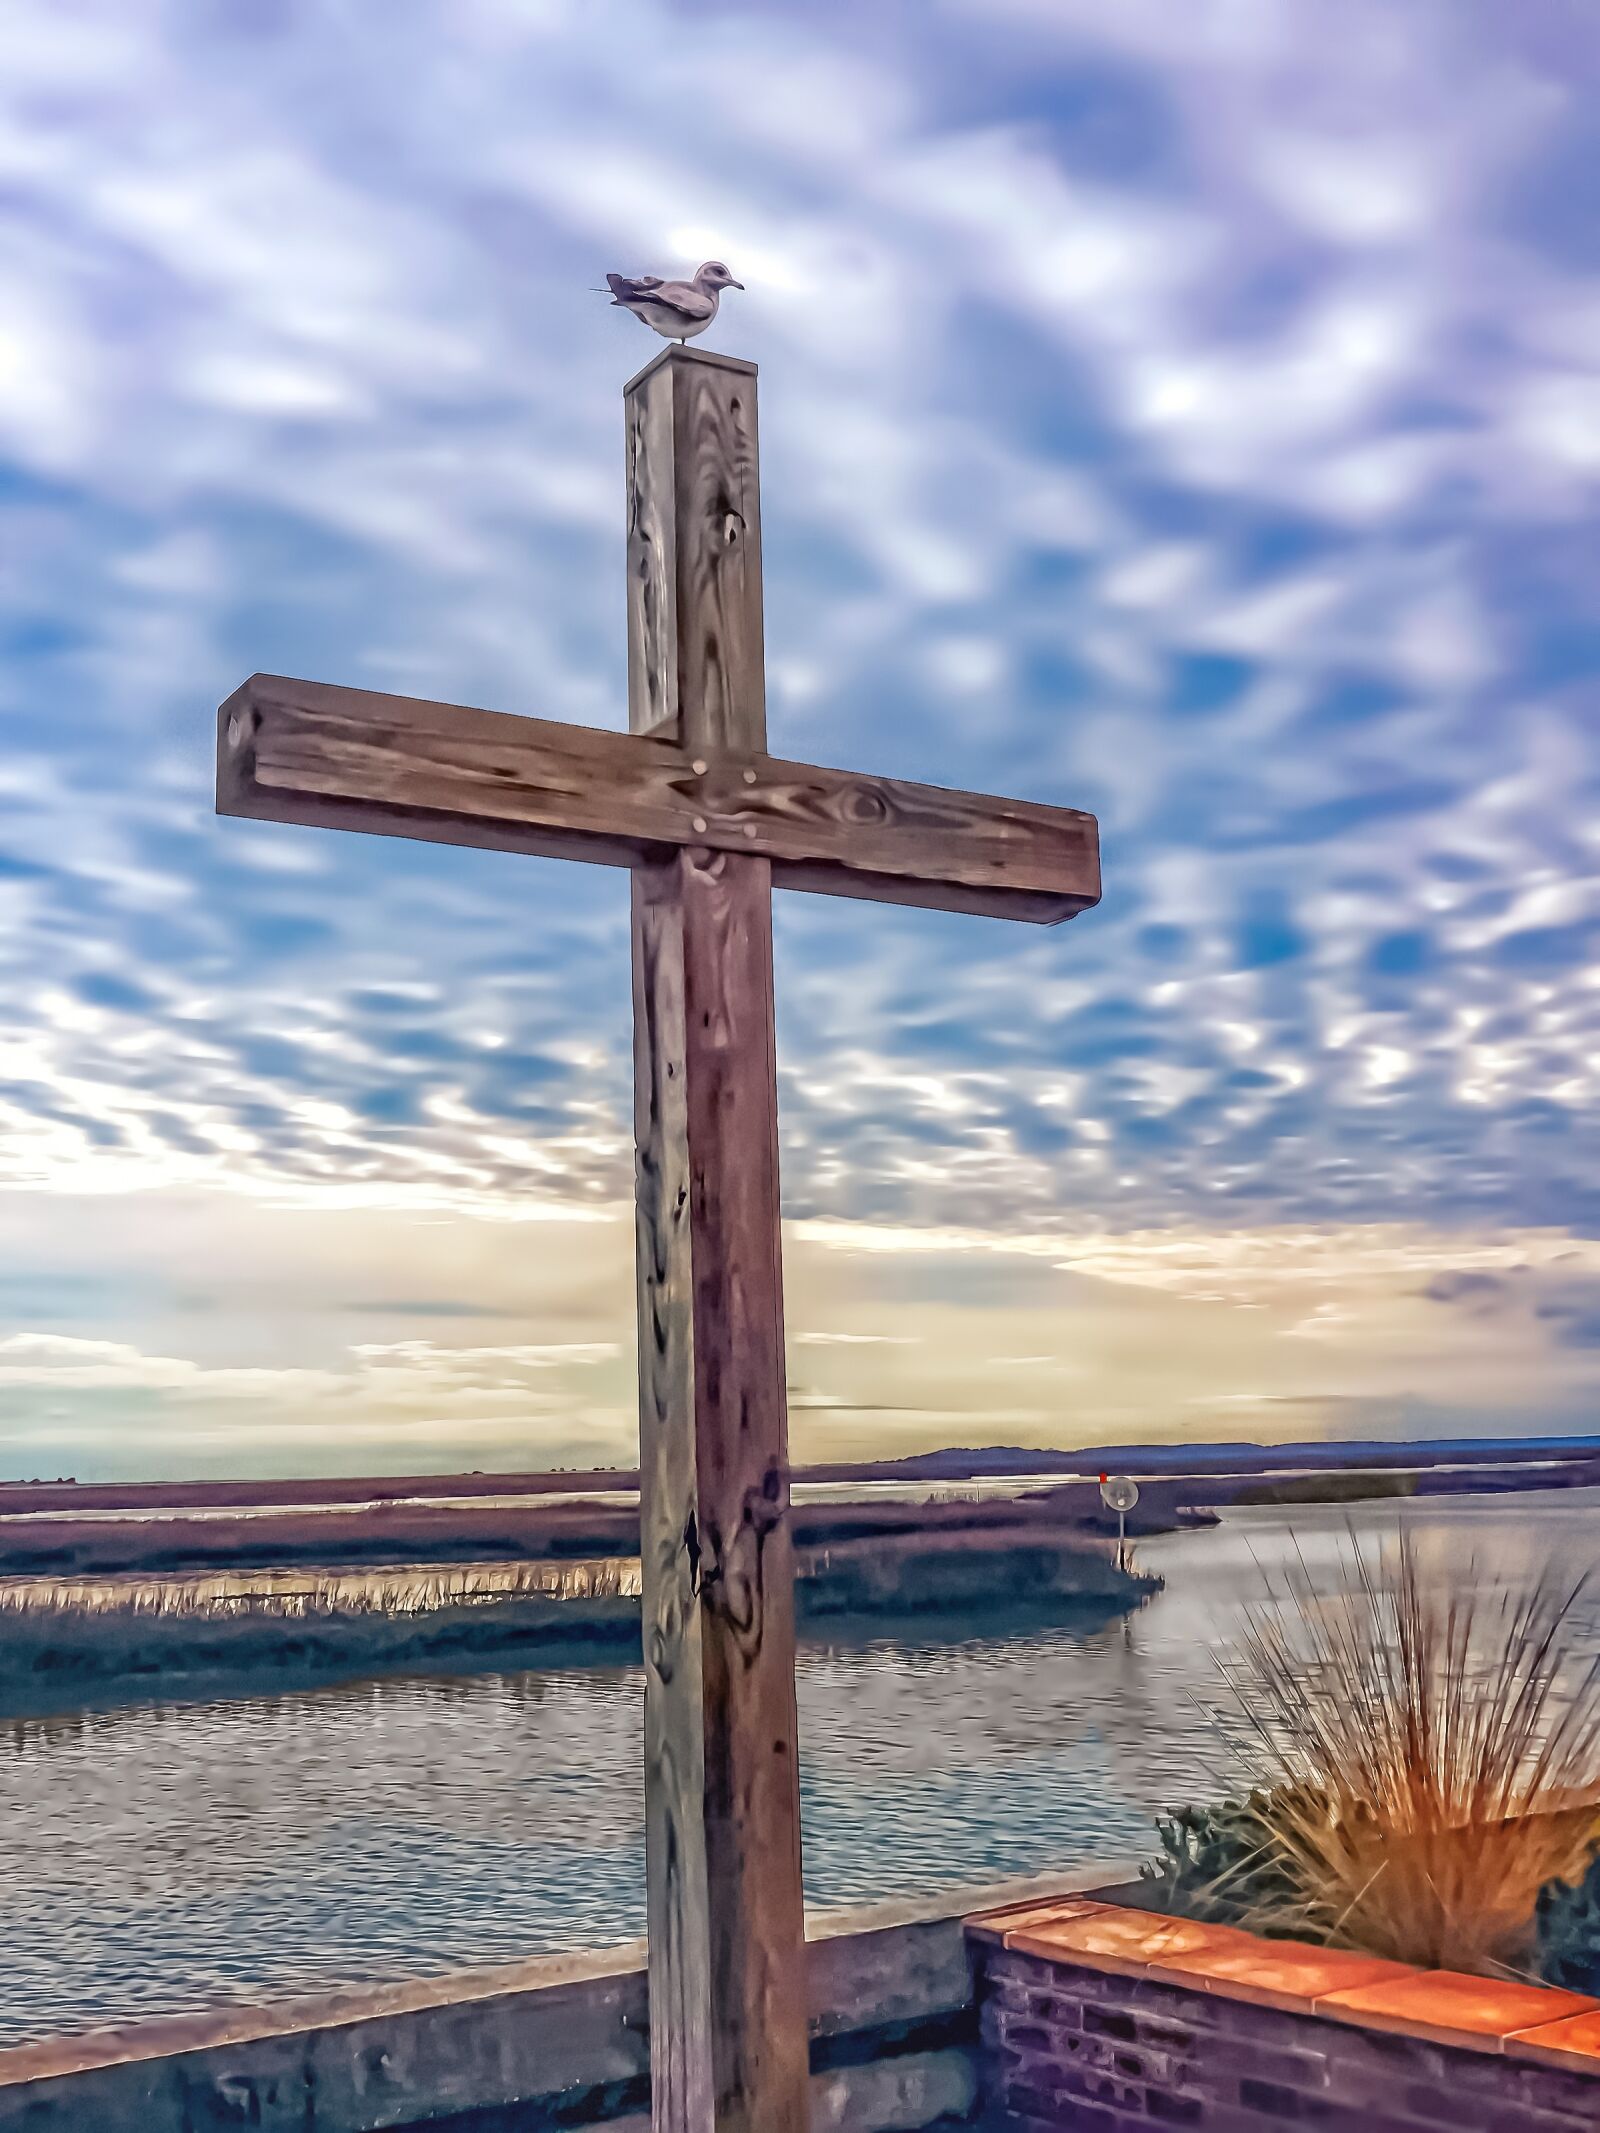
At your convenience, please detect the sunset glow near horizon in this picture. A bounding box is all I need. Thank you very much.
[1,1,1598,1478]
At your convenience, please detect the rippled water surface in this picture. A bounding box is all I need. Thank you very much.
[5,1491,1600,2047]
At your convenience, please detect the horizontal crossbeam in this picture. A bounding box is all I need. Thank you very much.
[217,674,1100,925]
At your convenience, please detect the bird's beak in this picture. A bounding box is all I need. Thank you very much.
[730,279,745,290]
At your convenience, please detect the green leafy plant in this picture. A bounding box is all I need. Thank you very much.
[1536,1844,1600,1992]
[1145,1790,1311,1933]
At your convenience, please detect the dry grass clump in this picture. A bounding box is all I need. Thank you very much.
[0,1556,640,1623]
[1214,1526,1600,1977]
[0,1556,647,1706]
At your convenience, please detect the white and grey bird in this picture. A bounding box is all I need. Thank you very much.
[604,260,744,344]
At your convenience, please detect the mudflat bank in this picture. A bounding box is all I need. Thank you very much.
[0,1528,1157,1718]
[0,1481,1207,1579]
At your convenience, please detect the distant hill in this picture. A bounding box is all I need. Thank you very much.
[6,1431,1600,1518]
[818,1435,1600,1482]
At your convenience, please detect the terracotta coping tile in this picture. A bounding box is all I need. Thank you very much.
[1006,1905,1252,1979]
[1505,2006,1600,2073]
[965,1895,1108,1947]
[995,1899,1600,2073]
[1317,1967,1600,2053]
[1155,1934,1418,2016]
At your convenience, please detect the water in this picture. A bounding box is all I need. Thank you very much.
[0,1475,1090,1525]
[4,1490,1600,2049]
[0,1464,1572,1525]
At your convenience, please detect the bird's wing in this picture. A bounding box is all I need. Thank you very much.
[606,272,666,300]
[632,278,715,321]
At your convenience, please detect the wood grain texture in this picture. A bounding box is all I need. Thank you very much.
[633,853,808,2133]
[217,674,1100,925]
[625,359,680,738]
[626,347,765,753]
[204,338,1109,2133]
[632,856,716,2133]
[628,348,809,2132]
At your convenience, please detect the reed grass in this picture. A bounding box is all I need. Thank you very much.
[0,1558,647,1706]
[1212,1525,1600,1975]
[0,1556,640,1623]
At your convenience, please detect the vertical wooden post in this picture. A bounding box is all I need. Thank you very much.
[626,346,811,2133]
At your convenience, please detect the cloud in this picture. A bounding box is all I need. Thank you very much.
[0,0,1596,1466]
[4,1195,1596,1479]
[1535,1281,1600,1351]
[1422,1271,1510,1309]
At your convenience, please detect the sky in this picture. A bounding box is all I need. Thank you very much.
[1,0,1597,1479]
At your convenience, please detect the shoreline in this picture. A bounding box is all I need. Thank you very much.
[5,1431,1599,1518]
[0,1542,1159,1723]
[9,1461,1594,1723]
[0,1482,1211,1578]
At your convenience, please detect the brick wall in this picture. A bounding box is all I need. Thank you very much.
[980,1945,1600,2132]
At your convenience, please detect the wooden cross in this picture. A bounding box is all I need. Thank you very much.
[216,345,1100,2133]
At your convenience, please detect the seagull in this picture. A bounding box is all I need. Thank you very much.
[604,260,745,344]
